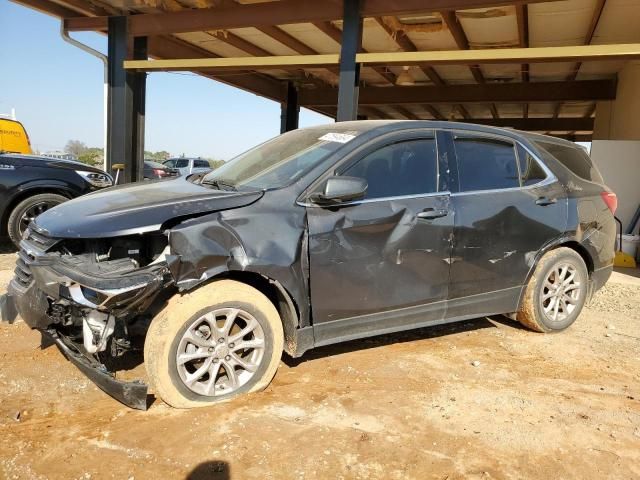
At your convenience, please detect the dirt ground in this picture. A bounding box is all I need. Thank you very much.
[0,243,639,480]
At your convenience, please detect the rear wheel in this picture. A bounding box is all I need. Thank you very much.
[144,280,284,408]
[517,247,588,332]
[7,193,67,246]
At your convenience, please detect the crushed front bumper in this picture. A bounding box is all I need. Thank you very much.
[50,330,149,410]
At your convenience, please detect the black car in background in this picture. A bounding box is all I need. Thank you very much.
[0,153,112,246]
[144,160,179,180]
[5,121,616,410]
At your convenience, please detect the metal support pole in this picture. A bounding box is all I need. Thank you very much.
[107,16,147,183]
[280,81,299,133]
[131,36,147,183]
[336,0,363,122]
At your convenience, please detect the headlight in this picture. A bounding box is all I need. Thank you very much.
[75,170,113,188]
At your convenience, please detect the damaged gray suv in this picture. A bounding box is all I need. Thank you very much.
[4,121,616,409]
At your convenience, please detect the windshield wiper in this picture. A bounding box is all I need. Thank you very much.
[201,178,237,191]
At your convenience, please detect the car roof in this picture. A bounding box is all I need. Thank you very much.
[322,119,579,148]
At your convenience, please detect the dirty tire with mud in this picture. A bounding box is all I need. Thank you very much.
[144,279,284,408]
[517,247,588,333]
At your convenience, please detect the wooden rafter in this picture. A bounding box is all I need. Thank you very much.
[311,20,397,85]
[372,17,451,119]
[61,0,561,34]
[515,4,529,118]
[296,80,617,106]
[441,10,499,119]
[554,0,607,118]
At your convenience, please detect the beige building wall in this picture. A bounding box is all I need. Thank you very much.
[590,141,640,232]
[590,61,640,233]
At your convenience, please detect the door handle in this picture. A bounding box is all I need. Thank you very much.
[417,208,448,220]
[535,196,557,206]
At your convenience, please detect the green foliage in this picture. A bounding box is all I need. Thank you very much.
[77,147,103,166]
[145,150,171,161]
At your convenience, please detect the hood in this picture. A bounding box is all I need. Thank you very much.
[33,177,263,238]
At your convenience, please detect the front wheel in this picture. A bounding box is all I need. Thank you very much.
[517,247,589,332]
[7,193,68,246]
[144,280,284,408]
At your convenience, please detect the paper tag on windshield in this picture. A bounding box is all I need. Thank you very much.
[319,132,356,144]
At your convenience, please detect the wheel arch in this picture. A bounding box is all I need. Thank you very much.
[1,187,73,235]
[516,237,595,311]
[183,270,307,357]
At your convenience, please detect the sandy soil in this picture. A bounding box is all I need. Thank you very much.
[0,243,638,480]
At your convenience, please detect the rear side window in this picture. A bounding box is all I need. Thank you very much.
[195,160,209,168]
[342,138,438,199]
[453,136,519,191]
[534,141,604,184]
[517,146,547,186]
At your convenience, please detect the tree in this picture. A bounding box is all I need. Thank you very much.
[144,150,171,161]
[64,140,88,158]
[77,147,103,166]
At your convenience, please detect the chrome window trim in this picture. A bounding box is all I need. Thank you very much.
[297,190,451,208]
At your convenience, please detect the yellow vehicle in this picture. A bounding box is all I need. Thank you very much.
[0,118,32,154]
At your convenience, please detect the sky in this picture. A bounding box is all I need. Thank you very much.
[0,1,332,160]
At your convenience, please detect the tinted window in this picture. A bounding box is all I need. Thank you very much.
[517,146,547,186]
[533,140,604,184]
[175,159,189,168]
[454,136,519,191]
[342,139,438,199]
[195,160,209,168]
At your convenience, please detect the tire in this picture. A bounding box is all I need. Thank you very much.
[7,193,68,246]
[144,279,284,409]
[517,247,589,333]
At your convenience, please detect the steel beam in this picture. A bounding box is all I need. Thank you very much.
[280,81,300,133]
[336,0,363,122]
[107,16,146,184]
[299,80,617,106]
[123,44,640,72]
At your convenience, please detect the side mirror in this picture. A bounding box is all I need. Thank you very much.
[311,176,367,205]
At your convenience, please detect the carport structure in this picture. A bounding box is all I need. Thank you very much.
[11,0,640,228]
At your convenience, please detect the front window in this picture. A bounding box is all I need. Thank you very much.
[341,137,438,199]
[202,125,363,190]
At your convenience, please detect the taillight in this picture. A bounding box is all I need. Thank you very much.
[601,191,617,214]
[153,169,166,176]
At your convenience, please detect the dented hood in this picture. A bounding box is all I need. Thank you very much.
[33,177,263,238]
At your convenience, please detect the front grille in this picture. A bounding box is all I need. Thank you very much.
[14,249,35,287]
[13,228,59,288]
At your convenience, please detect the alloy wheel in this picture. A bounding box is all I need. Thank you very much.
[176,308,266,397]
[540,263,582,323]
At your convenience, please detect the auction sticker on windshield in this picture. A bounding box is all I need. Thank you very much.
[319,132,356,144]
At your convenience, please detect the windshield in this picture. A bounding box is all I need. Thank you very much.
[202,125,362,190]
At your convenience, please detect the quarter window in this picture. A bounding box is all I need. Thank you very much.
[517,146,547,186]
[342,138,438,199]
[453,136,519,192]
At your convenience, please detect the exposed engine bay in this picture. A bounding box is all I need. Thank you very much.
[17,229,171,355]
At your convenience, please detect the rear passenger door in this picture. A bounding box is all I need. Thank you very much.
[444,131,568,316]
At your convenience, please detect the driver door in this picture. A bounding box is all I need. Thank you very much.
[305,131,454,344]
